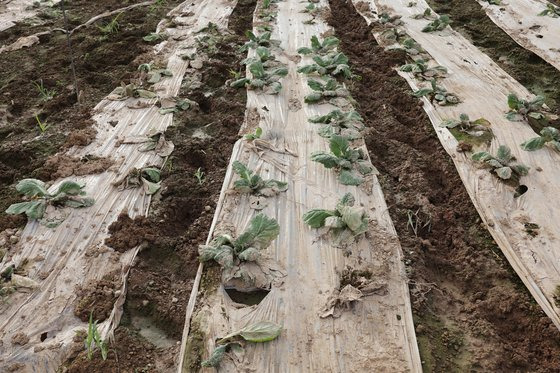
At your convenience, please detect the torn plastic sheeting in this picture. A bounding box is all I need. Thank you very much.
[357,0,560,329]
[0,0,239,371]
[179,0,421,371]
[0,0,61,33]
[475,0,560,72]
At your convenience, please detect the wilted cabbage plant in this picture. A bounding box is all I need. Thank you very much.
[303,193,368,246]
[232,161,288,197]
[422,15,450,32]
[230,61,288,94]
[413,79,459,106]
[399,59,447,80]
[521,127,560,152]
[297,35,340,56]
[304,78,350,104]
[198,214,280,269]
[114,167,162,195]
[440,113,492,144]
[298,52,353,79]
[311,135,376,185]
[309,109,364,141]
[472,145,529,182]
[538,4,560,17]
[506,93,547,122]
[6,179,94,224]
[202,321,282,367]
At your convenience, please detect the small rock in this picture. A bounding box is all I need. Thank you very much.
[9,235,18,245]
[11,332,29,346]
[172,297,178,303]
[148,280,155,286]
[190,59,203,69]
[142,300,149,307]
[204,205,211,212]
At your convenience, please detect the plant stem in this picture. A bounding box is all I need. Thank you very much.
[60,0,80,104]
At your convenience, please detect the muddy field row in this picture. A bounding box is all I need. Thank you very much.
[1,0,560,371]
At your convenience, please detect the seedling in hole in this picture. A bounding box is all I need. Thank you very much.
[35,115,50,133]
[422,15,450,32]
[302,2,318,13]
[406,209,431,237]
[5,179,94,224]
[199,213,280,268]
[97,13,121,35]
[304,78,350,104]
[258,9,276,22]
[399,59,447,80]
[311,135,376,186]
[33,79,56,101]
[86,312,108,361]
[244,127,263,141]
[472,145,529,182]
[411,8,432,20]
[538,4,560,17]
[138,62,173,84]
[298,52,353,79]
[111,83,157,100]
[297,35,339,56]
[242,46,276,66]
[309,109,364,140]
[387,38,427,57]
[440,113,492,144]
[379,12,402,26]
[521,127,560,152]
[380,27,407,43]
[303,192,368,246]
[230,61,288,94]
[413,79,459,106]
[202,321,282,367]
[194,167,205,185]
[232,161,287,196]
[506,93,547,122]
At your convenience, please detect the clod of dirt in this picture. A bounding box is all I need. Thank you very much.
[105,213,156,253]
[11,332,30,346]
[35,154,114,181]
[73,275,121,322]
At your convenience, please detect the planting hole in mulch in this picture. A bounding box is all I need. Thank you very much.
[327,0,560,371]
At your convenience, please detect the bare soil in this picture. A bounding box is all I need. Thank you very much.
[327,0,560,372]
[0,0,178,232]
[62,0,257,371]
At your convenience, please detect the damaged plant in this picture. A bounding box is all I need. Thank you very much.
[240,31,278,52]
[304,78,350,104]
[199,213,280,268]
[230,61,288,94]
[6,179,94,224]
[138,62,173,84]
[309,109,364,140]
[399,59,447,80]
[297,35,340,56]
[86,312,108,361]
[303,192,368,245]
[506,93,547,122]
[538,4,560,17]
[109,82,157,100]
[114,167,162,195]
[311,135,376,185]
[422,15,450,32]
[202,321,282,367]
[232,161,287,197]
[411,8,432,20]
[242,46,276,66]
[440,113,492,144]
[413,79,459,106]
[298,52,353,79]
[521,127,560,152]
[472,145,529,182]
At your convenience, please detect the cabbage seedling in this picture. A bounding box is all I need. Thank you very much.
[472,145,529,181]
[538,4,560,17]
[440,113,492,145]
[297,35,340,56]
[86,312,108,361]
[413,79,459,106]
[240,31,279,52]
[199,213,280,268]
[506,93,547,122]
[399,59,447,80]
[411,8,432,20]
[304,78,350,104]
[110,83,157,100]
[230,61,288,94]
[484,0,501,4]
[311,135,376,185]
[309,110,364,140]
[521,127,560,152]
[298,52,352,79]
[241,46,276,66]
[303,192,369,245]
[244,127,263,140]
[379,12,403,26]
[6,179,94,222]
[232,161,287,196]
[422,15,450,32]
[194,168,205,185]
[202,321,282,367]
[386,38,428,58]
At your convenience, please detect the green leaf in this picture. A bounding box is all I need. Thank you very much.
[201,344,228,367]
[510,164,529,176]
[310,35,321,50]
[329,135,348,157]
[264,179,288,192]
[298,65,318,74]
[339,170,364,185]
[16,179,49,198]
[63,197,95,208]
[231,78,250,88]
[304,92,322,103]
[311,152,340,168]
[413,88,432,97]
[496,145,512,162]
[338,192,355,207]
[541,127,559,140]
[142,167,161,183]
[6,200,47,220]
[303,209,336,228]
[471,151,491,162]
[307,79,324,92]
[141,178,161,195]
[249,62,266,79]
[234,214,280,250]
[238,247,260,261]
[528,112,545,120]
[495,166,512,179]
[521,136,546,151]
[507,93,519,110]
[55,181,84,196]
[297,47,313,55]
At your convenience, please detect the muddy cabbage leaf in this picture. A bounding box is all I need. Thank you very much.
[339,169,364,185]
[521,127,560,152]
[201,344,228,367]
[218,321,282,344]
[143,32,167,42]
[303,209,336,228]
[5,201,47,220]
[234,213,280,250]
[16,179,49,198]
[232,161,287,197]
